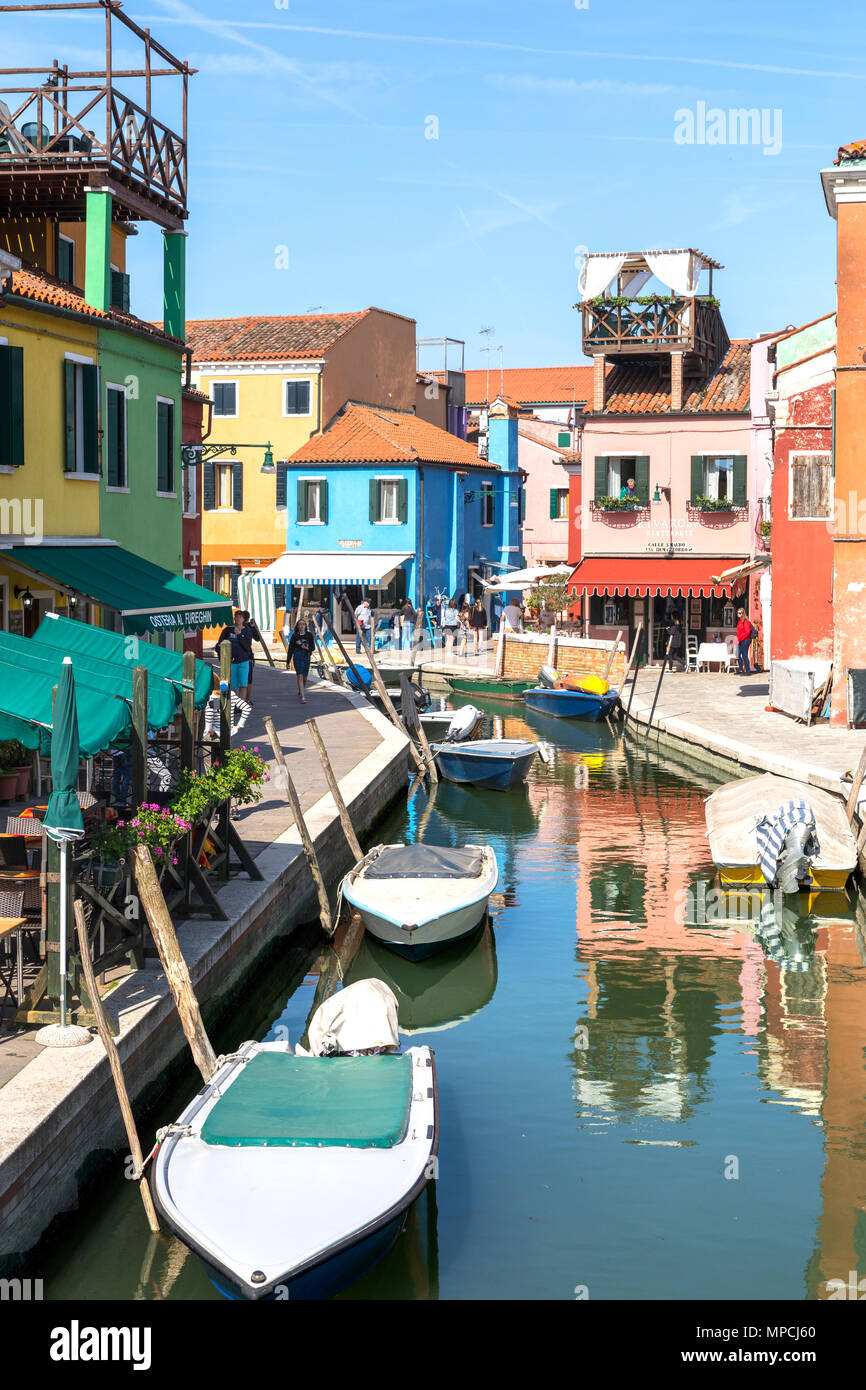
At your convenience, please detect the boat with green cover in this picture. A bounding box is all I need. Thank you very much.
[445,676,534,702]
[152,1039,438,1301]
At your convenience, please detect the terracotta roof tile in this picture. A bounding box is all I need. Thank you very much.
[185,309,372,362]
[8,267,182,344]
[464,364,595,407]
[592,341,751,416]
[835,139,866,165]
[288,402,491,470]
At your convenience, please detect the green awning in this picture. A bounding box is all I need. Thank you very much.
[33,613,215,708]
[5,544,232,636]
[0,654,131,756]
[0,630,178,730]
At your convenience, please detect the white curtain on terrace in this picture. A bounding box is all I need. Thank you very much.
[578,253,627,299]
[644,251,701,297]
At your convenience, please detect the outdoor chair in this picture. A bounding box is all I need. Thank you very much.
[724,636,739,673]
[685,635,699,673]
[0,888,25,1015]
[0,836,28,869]
[0,873,41,964]
[33,752,51,797]
[3,816,41,837]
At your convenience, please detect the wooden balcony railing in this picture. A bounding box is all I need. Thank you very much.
[581,297,727,368]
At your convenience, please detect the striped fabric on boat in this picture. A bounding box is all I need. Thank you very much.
[754,799,820,886]
[755,894,813,972]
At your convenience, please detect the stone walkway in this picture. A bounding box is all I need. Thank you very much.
[627,668,866,794]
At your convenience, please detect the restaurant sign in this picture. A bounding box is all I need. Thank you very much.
[123,605,231,637]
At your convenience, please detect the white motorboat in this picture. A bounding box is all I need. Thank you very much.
[341,842,499,959]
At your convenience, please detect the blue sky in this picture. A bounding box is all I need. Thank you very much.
[5,0,866,367]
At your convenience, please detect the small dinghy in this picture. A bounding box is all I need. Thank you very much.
[152,980,438,1302]
[523,665,618,722]
[705,773,857,891]
[431,738,541,791]
[341,842,498,959]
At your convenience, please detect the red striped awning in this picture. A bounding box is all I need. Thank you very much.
[568,557,745,598]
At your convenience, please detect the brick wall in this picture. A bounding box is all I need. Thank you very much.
[502,632,625,685]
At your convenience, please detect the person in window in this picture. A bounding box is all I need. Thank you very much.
[620,476,639,504]
[354,598,372,653]
[287,618,316,703]
[214,610,253,699]
[470,597,488,655]
[736,607,757,676]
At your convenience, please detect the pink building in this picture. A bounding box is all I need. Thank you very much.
[514,413,574,565]
[568,249,760,661]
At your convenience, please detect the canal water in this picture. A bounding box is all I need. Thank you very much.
[39,698,866,1301]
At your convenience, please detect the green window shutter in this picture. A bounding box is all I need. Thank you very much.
[549,488,558,519]
[732,455,748,505]
[81,364,100,475]
[229,565,242,607]
[557,431,571,448]
[203,459,215,510]
[110,269,130,313]
[201,564,214,593]
[63,359,76,472]
[594,457,607,501]
[369,479,379,523]
[634,456,650,504]
[297,478,308,523]
[397,477,408,524]
[519,486,525,524]
[320,479,329,525]
[157,400,174,492]
[232,459,243,511]
[105,389,121,487]
[0,345,24,469]
[275,460,287,509]
[690,455,704,504]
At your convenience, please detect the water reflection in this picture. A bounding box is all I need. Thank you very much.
[347,924,498,1033]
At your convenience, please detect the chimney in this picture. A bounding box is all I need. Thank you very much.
[670,351,684,412]
[592,353,606,412]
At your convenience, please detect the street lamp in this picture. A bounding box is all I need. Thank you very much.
[260,445,276,475]
[14,585,33,610]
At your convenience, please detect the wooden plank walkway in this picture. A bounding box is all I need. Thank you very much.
[627,669,866,792]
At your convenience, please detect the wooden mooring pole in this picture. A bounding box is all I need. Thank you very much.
[644,636,673,744]
[845,742,866,825]
[306,717,363,861]
[263,715,334,936]
[603,629,624,684]
[73,899,160,1235]
[133,845,218,1084]
[338,593,428,779]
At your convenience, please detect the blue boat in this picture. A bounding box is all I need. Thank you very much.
[430,738,540,791]
[523,686,619,721]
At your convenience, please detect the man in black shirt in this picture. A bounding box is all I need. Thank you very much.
[215,610,253,701]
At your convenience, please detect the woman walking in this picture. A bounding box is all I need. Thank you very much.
[456,600,471,657]
[469,597,487,656]
[287,618,316,703]
[441,594,461,656]
[400,598,417,653]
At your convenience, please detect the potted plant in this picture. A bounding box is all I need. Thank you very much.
[693,494,736,512]
[596,494,643,511]
[4,739,33,796]
[0,742,21,800]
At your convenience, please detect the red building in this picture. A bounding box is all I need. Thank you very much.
[181,383,212,655]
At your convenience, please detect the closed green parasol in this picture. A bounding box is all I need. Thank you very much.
[36,657,90,1047]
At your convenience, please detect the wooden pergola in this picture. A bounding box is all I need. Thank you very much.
[0,1,195,229]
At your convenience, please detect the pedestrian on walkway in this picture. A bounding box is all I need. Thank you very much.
[214,610,253,700]
[441,595,461,655]
[470,597,488,656]
[241,609,264,706]
[736,608,757,675]
[666,613,684,671]
[287,619,316,703]
[456,601,471,657]
[354,597,373,654]
[400,598,416,652]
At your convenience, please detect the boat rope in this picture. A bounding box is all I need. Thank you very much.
[137,1123,194,1174]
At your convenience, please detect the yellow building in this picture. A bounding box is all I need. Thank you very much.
[187,307,416,601]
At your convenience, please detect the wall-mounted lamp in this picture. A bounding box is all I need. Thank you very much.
[652,484,671,504]
[260,444,276,475]
[14,585,33,610]
[67,591,79,612]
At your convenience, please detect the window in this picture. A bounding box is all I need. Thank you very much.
[284,379,312,417]
[208,565,233,598]
[104,384,127,488]
[557,431,571,448]
[0,343,24,469]
[216,463,235,509]
[481,482,494,527]
[593,456,650,503]
[550,488,569,520]
[57,234,75,286]
[183,460,197,516]
[156,398,175,494]
[110,269,130,313]
[369,477,407,525]
[213,381,238,417]
[690,455,747,506]
[63,357,99,475]
[297,478,328,524]
[789,452,832,520]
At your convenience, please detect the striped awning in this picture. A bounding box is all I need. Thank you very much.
[568,557,744,598]
[249,552,413,586]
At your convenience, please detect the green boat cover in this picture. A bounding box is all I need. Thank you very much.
[0,631,177,730]
[34,613,214,708]
[200,1052,413,1149]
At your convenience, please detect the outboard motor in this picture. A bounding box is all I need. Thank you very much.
[775,820,815,894]
[538,664,559,689]
[445,704,484,743]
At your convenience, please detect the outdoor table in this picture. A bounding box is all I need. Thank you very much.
[0,915,27,1008]
[697,642,730,672]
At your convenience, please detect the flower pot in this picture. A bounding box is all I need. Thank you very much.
[12,765,31,797]
[0,771,19,800]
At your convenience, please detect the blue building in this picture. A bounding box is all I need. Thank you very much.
[256,401,523,635]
